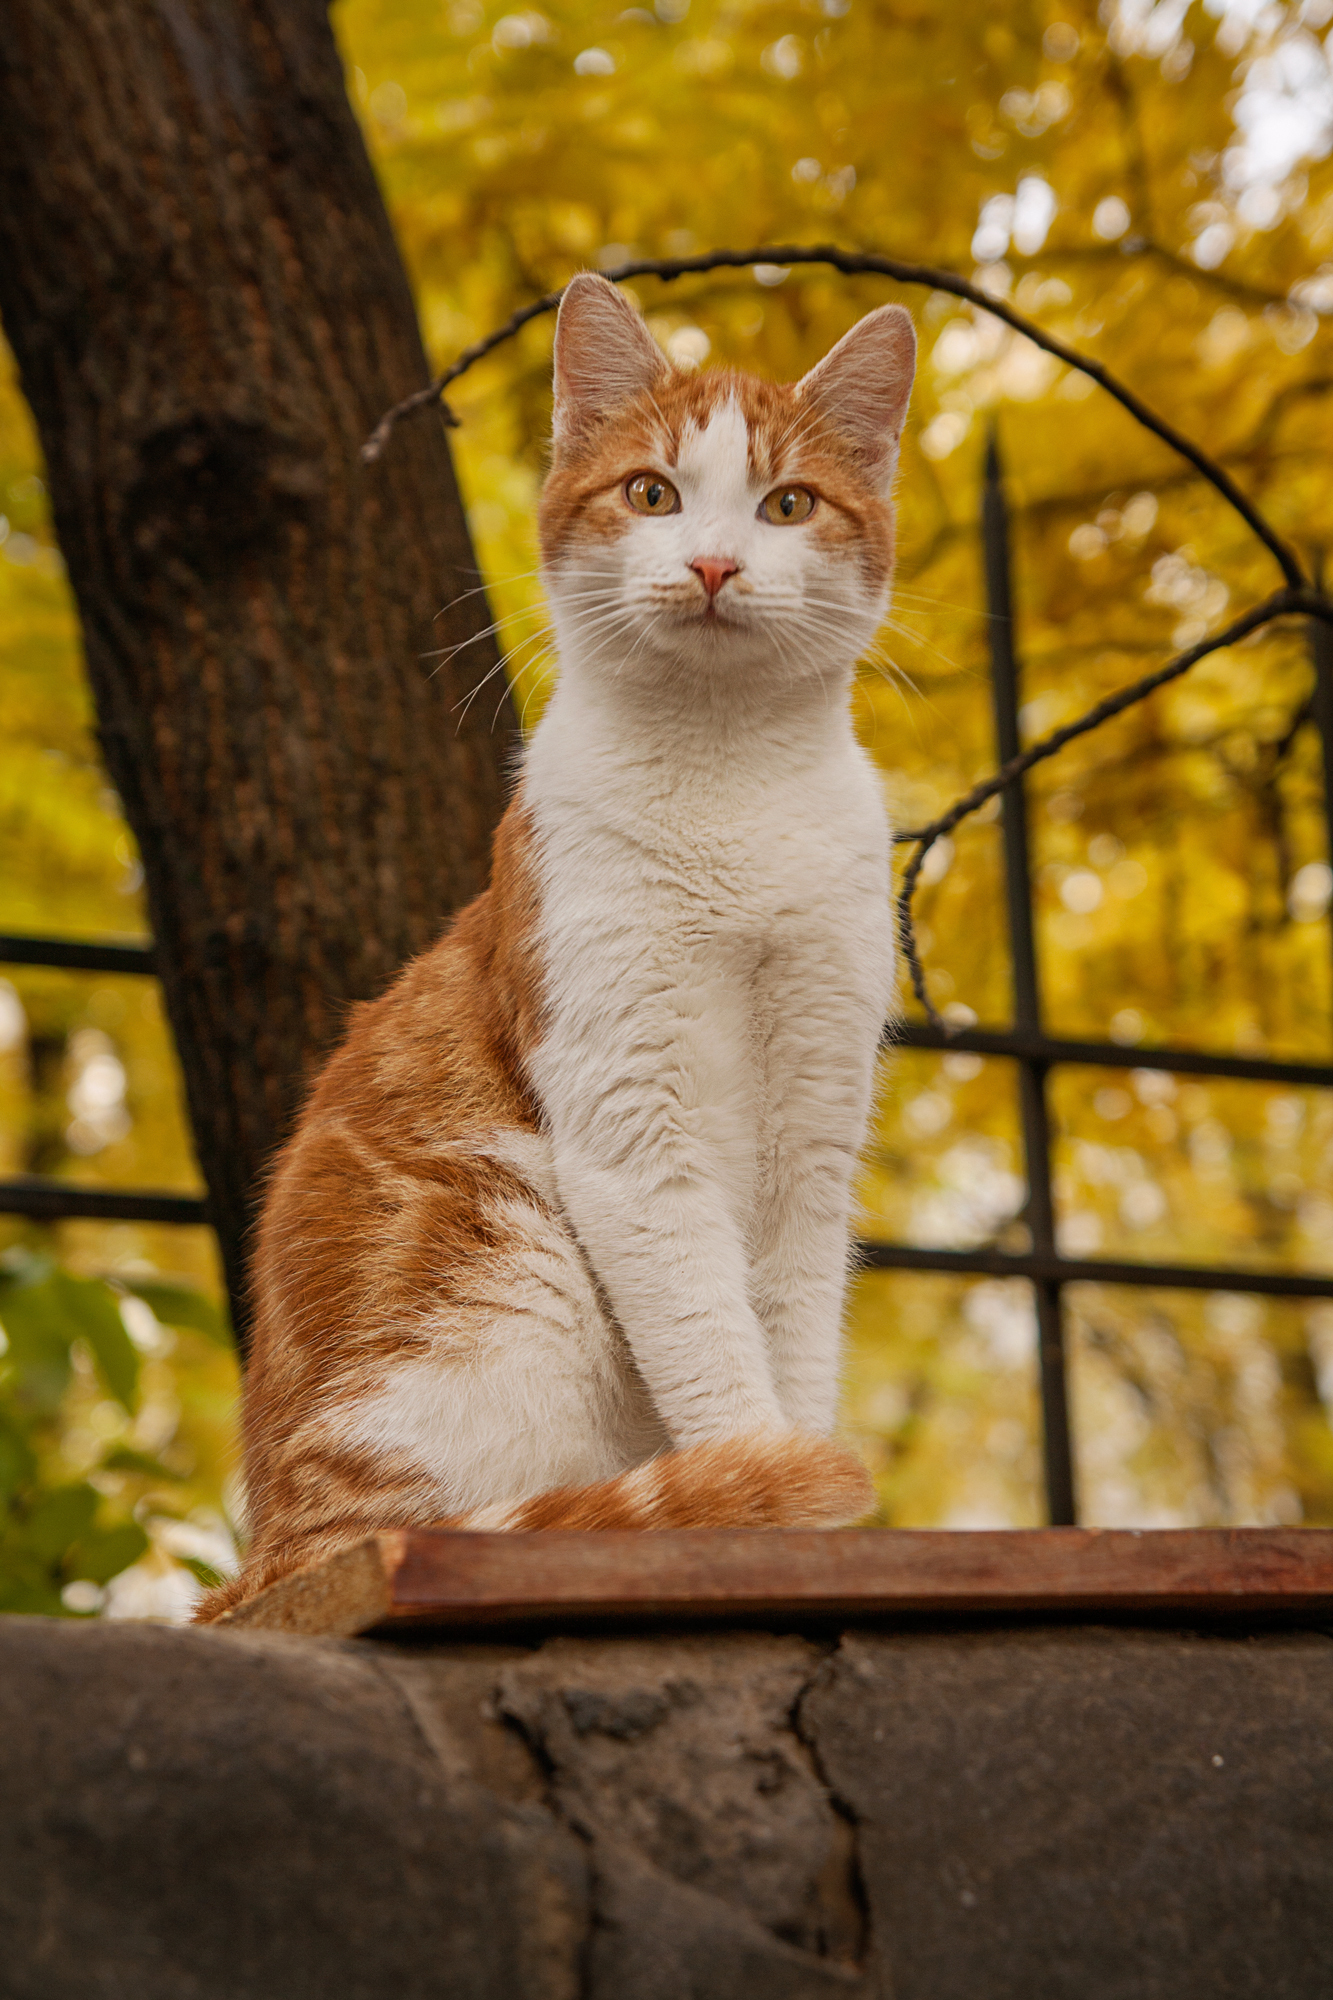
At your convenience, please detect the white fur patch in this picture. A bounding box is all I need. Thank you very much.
[333,1175,666,1516]
[530,379,898,1451]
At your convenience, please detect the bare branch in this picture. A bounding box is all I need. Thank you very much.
[361,242,1306,590]
[893,587,1333,1028]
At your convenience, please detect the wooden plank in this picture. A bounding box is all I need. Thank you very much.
[216,1538,396,1638]
[216,1526,1333,1640]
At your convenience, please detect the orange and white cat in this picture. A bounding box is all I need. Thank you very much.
[199,274,915,1617]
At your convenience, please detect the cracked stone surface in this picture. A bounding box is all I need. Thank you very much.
[804,1624,1333,2000]
[495,1633,871,1996]
[1,1615,1330,1998]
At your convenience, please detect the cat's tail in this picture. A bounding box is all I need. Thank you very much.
[441,1431,875,1532]
[194,1434,874,1624]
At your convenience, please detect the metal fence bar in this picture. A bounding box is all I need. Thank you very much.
[0,1177,208,1224]
[891,1021,1333,1089]
[983,430,1077,1526]
[0,933,156,975]
[856,1239,1333,1299]
[1311,603,1333,1015]
[11,929,1329,1083]
[0,935,185,1224]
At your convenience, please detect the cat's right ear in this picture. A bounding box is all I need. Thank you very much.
[552,273,669,443]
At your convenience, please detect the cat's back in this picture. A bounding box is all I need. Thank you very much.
[255,790,545,1265]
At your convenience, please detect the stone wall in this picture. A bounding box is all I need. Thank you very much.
[2,1616,1330,1997]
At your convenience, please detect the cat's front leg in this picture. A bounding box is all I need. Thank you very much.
[749,968,888,1434]
[749,1143,859,1434]
[533,962,787,1448]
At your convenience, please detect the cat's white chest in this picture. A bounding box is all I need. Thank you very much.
[527,699,892,998]
[523,690,895,1239]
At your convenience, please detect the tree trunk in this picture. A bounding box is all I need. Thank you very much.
[0,0,513,1345]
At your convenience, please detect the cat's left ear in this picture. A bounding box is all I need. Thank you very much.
[797,305,917,491]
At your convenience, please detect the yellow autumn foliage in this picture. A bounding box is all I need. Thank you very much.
[2,0,1332,1615]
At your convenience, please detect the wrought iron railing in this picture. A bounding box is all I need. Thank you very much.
[4,437,1331,1524]
[856,437,1333,1523]
[0,933,206,1226]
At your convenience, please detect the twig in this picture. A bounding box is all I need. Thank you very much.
[361,242,1306,590]
[893,586,1333,1028]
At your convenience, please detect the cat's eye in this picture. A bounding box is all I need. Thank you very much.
[625,472,680,516]
[760,485,816,525]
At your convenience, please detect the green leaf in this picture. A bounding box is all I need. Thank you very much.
[0,1282,74,1414]
[23,1481,98,1563]
[48,1271,140,1410]
[99,1443,185,1483]
[0,1563,66,1617]
[0,1248,51,1289]
[68,1518,149,1585]
[0,1269,141,1412]
[123,1280,231,1347]
[178,1554,228,1591]
[0,1408,37,1505]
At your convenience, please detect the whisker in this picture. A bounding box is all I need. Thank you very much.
[424,585,630,668]
[881,619,966,675]
[434,568,544,621]
[890,586,998,621]
[453,627,554,725]
[422,607,555,669]
[512,665,557,734]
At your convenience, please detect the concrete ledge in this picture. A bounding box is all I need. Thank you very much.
[1,1615,1330,1998]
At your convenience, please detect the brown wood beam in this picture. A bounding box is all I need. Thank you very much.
[217,1525,1333,1639]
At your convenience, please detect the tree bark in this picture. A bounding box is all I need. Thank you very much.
[0,0,513,1344]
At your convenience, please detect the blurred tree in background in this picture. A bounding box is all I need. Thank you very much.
[3,0,1333,1614]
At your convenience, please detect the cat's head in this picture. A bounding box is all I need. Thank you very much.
[538,272,915,696]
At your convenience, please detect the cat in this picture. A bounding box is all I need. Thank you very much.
[198,273,915,1619]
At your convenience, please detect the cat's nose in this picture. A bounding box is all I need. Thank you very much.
[689,557,740,600]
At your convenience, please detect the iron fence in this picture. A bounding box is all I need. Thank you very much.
[856,435,1333,1524]
[0,933,207,1226]
[4,436,1333,1524]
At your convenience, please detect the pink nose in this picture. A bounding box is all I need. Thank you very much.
[690,557,740,600]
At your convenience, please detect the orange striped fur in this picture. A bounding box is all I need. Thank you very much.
[459,1433,874,1534]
